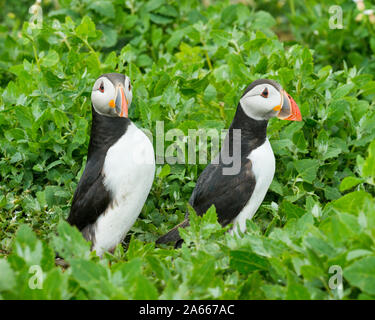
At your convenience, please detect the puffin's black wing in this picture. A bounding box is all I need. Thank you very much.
[189,158,255,225]
[156,158,255,245]
[67,157,111,231]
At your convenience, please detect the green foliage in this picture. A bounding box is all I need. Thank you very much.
[256,0,375,74]
[345,256,375,296]
[0,0,374,300]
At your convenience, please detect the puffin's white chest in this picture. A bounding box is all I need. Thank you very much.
[93,123,155,256]
[231,139,275,234]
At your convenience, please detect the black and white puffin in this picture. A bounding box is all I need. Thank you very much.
[68,73,155,256]
[156,79,302,246]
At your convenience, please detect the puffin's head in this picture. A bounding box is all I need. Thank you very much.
[239,79,302,121]
[91,73,133,118]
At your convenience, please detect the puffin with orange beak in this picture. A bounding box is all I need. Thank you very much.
[68,73,155,256]
[157,79,302,247]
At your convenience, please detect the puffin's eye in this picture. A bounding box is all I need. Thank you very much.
[128,82,131,91]
[99,82,104,93]
[261,87,268,98]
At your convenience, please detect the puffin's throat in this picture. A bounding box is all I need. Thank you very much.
[87,106,130,159]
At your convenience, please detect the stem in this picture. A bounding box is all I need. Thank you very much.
[264,216,277,236]
[292,174,300,191]
[204,50,213,70]
[296,77,302,95]
[129,0,135,15]
[218,103,225,120]
[230,40,241,54]
[200,36,213,71]
[62,37,71,51]
[289,0,295,16]
[32,42,41,71]
[78,36,101,68]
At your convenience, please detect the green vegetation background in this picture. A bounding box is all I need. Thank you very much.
[0,0,375,299]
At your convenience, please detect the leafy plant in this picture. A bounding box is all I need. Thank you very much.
[0,0,374,300]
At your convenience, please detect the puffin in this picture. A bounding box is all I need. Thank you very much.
[67,73,155,256]
[156,79,302,246]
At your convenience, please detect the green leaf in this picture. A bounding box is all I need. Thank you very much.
[333,191,372,216]
[362,141,375,179]
[324,186,342,201]
[252,11,276,30]
[230,250,269,274]
[87,1,115,18]
[40,50,59,68]
[188,253,216,288]
[210,30,231,47]
[344,257,375,295]
[203,84,217,102]
[75,16,97,40]
[0,260,15,292]
[70,259,114,299]
[158,164,171,178]
[280,201,305,219]
[12,225,44,267]
[332,83,355,99]
[150,13,173,25]
[304,236,337,258]
[221,4,237,24]
[340,176,363,192]
[292,131,308,153]
[294,159,319,183]
[347,249,373,261]
[145,0,165,12]
[300,265,324,281]
[134,275,158,299]
[286,271,311,300]
[96,26,117,48]
[52,221,91,261]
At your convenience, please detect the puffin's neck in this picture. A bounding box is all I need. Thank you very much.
[224,104,268,157]
[87,106,130,159]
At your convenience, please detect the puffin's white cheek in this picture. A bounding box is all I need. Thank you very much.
[92,91,110,114]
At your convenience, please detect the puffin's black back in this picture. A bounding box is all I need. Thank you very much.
[67,106,130,232]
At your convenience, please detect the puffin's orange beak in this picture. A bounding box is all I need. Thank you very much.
[115,85,128,118]
[276,90,302,121]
